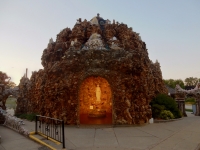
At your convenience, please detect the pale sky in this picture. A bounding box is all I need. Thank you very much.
[0,1,200,85]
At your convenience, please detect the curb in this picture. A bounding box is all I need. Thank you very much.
[154,117,183,123]
[29,132,65,150]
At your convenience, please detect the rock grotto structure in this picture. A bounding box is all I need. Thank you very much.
[0,71,19,110]
[17,14,167,125]
[175,83,200,116]
[0,71,19,123]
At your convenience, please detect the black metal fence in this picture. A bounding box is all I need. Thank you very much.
[35,115,65,149]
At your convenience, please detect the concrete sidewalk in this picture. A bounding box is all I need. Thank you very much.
[0,126,46,150]
[61,112,200,150]
[0,112,200,150]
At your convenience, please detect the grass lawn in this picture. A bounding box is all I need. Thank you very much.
[185,108,193,112]
[5,97,17,109]
[185,102,195,105]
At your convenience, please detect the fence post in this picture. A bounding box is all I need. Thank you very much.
[35,115,38,134]
[62,121,65,149]
[35,115,66,148]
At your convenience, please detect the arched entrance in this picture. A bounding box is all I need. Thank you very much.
[79,76,112,125]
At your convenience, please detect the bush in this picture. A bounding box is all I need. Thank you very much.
[15,113,37,121]
[185,97,195,104]
[160,110,174,120]
[151,104,165,119]
[150,94,182,119]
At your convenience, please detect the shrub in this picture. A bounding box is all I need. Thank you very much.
[25,113,37,121]
[150,94,182,119]
[185,97,195,104]
[15,113,37,121]
[160,110,174,120]
[151,104,165,119]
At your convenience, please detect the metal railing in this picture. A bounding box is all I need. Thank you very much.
[35,115,65,149]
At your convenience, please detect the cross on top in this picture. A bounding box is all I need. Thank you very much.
[77,18,82,22]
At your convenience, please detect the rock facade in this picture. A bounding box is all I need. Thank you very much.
[175,83,200,116]
[17,15,167,125]
[15,76,30,115]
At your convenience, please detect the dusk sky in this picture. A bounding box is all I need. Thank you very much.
[0,1,200,85]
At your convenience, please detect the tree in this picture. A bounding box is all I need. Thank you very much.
[0,71,11,110]
[184,77,199,86]
[7,81,16,88]
[0,71,10,85]
[163,79,184,89]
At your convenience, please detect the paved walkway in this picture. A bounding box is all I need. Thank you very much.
[0,126,44,150]
[0,112,200,150]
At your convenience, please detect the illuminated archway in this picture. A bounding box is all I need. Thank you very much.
[79,76,112,125]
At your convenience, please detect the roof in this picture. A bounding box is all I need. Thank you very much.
[185,86,195,90]
[165,85,175,94]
